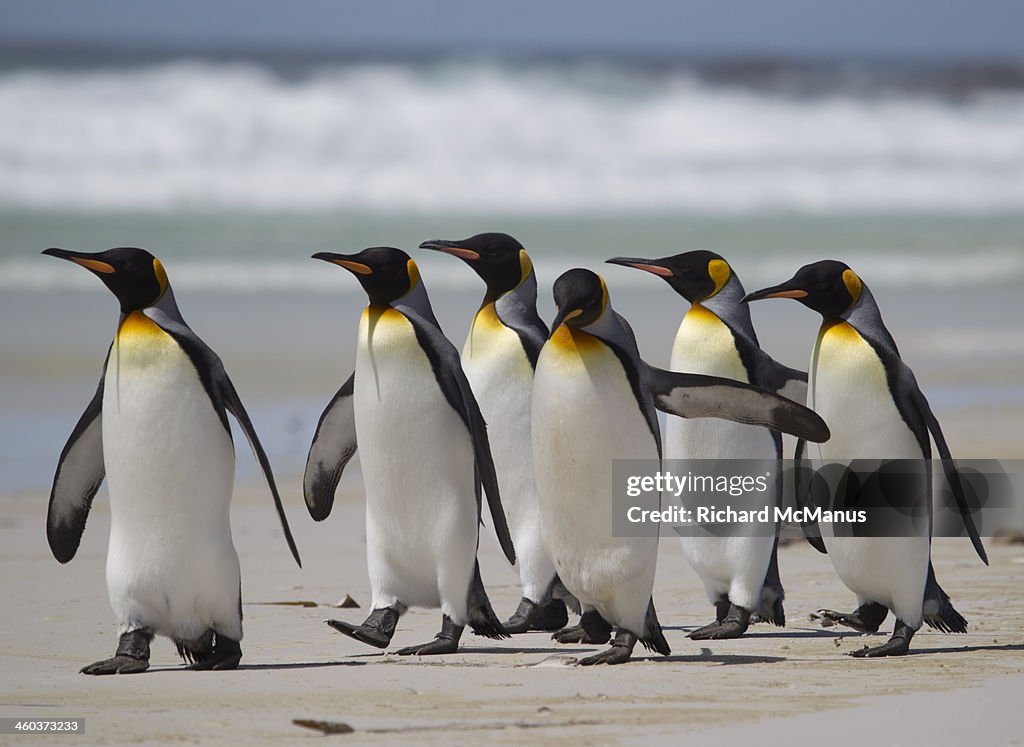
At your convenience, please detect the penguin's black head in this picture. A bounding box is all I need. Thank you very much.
[550,268,608,334]
[606,250,731,303]
[419,233,530,299]
[742,260,863,319]
[42,247,169,313]
[313,247,421,305]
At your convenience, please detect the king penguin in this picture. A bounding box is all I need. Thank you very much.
[419,233,569,634]
[607,251,808,639]
[533,268,829,664]
[305,247,514,655]
[42,247,301,674]
[744,260,988,656]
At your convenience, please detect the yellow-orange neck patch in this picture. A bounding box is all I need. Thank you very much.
[842,269,862,308]
[550,324,602,353]
[517,249,533,287]
[705,259,731,299]
[153,258,168,300]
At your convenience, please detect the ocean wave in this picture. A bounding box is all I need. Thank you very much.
[4,248,1022,292]
[1,60,1024,214]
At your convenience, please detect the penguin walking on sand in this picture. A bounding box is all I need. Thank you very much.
[305,247,514,655]
[419,233,569,633]
[744,260,987,657]
[608,251,807,639]
[42,247,301,674]
[533,268,829,664]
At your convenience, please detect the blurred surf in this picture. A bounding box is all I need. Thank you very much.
[2,59,1023,214]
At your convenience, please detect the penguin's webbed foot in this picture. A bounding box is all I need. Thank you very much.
[188,635,241,671]
[81,628,152,675]
[80,655,149,675]
[326,606,400,649]
[577,630,636,666]
[395,615,462,656]
[552,610,612,645]
[505,597,570,634]
[503,598,537,634]
[687,604,750,640]
[817,602,888,634]
[531,598,569,631]
[849,620,915,658]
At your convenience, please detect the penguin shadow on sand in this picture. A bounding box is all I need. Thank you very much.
[845,640,1024,658]
[651,648,787,666]
[665,624,840,639]
[142,660,368,673]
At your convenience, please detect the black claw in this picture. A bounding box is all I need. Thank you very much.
[189,635,242,671]
[818,603,888,634]
[503,598,538,634]
[395,615,463,656]
[552,610,613,645]
[81,629,152,675]
[530,598,569,631]
[80,655,149,675]
[688,604,751,640]
[327,606,400,649]
[849,619,915,658]
[577,630,637,666]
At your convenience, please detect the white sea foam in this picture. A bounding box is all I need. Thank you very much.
[1,61,1024,213]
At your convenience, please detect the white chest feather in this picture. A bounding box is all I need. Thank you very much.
[808,322,920,461]
[103,311,235,526]
[666,306,774,460]
[353,307,477,581]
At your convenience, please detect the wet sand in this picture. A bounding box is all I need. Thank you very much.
[1,482,1020,745]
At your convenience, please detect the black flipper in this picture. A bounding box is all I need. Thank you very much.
[148,309,302,567]
[47,354,108,564]
[915,390,988,565]
[794,437,828,554]
[219,375,301,567]
[399,307,516,564]
[853,314,986,565]
[303,373,357,521]
[646,366,830,443]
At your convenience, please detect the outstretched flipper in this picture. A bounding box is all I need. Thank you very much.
[47,356,108,564]
[398,306,517,565]
[303,373,357,521]
[646,366,830,443]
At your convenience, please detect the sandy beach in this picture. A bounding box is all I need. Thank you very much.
[1,478,1020,745]
[2,34,1022,745]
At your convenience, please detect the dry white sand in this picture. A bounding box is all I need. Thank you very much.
[1,483,1021,746]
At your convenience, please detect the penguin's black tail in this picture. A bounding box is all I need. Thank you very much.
[467,562,511,640]
[639,599,671,656]
[757,544,786,627]
[923,564,968,634]
[757,589,786,628]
